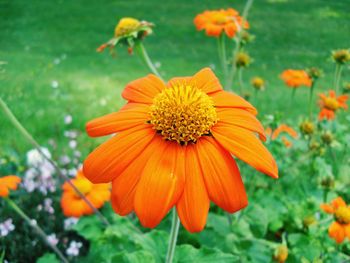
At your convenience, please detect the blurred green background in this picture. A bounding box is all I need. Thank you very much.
[1,0,349,152]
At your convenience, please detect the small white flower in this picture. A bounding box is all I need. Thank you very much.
[64,217,79,230]
[51,80,59,89]
[60,155,71,165]
[64,115,73,125]
[0,218,15,237]
[66,241,83,256]
[69,140,77,149]
[47,233,59,246]
[27,148,51,167]
[68,168,77,177]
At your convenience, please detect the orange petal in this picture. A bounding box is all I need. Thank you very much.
[61,192,89,217]
[331,197,347,209]
[212,123,278,178]
[83,125,155,183]
[86,188,110,209]
[176,145,210,233]
[196,137,248,213]
[216,108,266,141]
[345,224,350,239]
[86,103,150,137]
[329,221,345,244]
[320,203,334,214]
[0,175,21,190]
[111,136,164,216]
[210,91,257,115]
[191,68,223,94]
[134,141,185,228]
[122,74,166,104]
[0,186,9,197]
[205,24,223,37]
[224,24,236,38]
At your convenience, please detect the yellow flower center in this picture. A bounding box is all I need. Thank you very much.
[324,97,339,111]
[334,207,350,224]
[73,178,93,197]
[115,18,140,37]
[149,84,217,145]
[212,13,229,25]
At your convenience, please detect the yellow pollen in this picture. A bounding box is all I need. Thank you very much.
[73,178,93,197]
[212,14,229,25]
[334,207,350,224]
[324,97,339,111]
[149,84,217,145]
[115,18,140,37]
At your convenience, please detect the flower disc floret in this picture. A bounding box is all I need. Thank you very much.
[149,84,218,145]
[335,207,350,224]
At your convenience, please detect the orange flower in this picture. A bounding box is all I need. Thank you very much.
[280,69,312,88]
[83,68,278,232]
[61,170,110,217]
[318,90,348,120]
[194,8,249,38]
[0,176,21,197]
[266,124,298,148]
[321,197,350,243]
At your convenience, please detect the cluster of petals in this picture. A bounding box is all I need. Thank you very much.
[194,8,249,38]
[60,170,110,217]
[321,197,350,243]
[83,67,278,232]
[0,176,21,197]
[280,69,312,88]
[266,124,298,148]
[318,90,348,120]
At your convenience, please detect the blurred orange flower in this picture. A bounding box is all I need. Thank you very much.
[266,124,298,148]
[61,170,110,217]
[318,90,348,120]
[83,67,278,232]
[280,69,312,88]
[0,175,21,197]
[194,8,249,38]
[321,197,350,243]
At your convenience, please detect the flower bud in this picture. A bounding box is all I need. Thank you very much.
[299,120,314,135]
[273,245,288,263]
[321,131,333,145]
[332,49,350,64]
[236,52,251,68]
[251,77,265,91]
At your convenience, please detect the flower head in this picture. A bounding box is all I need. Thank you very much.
[97,17,153,53]
[280,69,312,88]
[267,124,298,148]
[306,67,323,81]
[83,68,278,232]
[321,197,350,243]
[0,218,15,237]
[318,90,348,120]
[332,49,350,64]
[194,8,249,38]
[60,170,110,217]
[251,77,265,91]
[0,175,21,197]
[273,244,288,263]
[235,52,251,68]
[299,120,314,135]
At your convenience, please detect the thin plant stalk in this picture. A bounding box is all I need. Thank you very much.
[134,41,163,80]
[334,64,342,94]
[217,33,228,86]
[165,209,180,263]
[238,67,244,95]
[4,197,69,263]
[0,97,110,226]
[308,81,316,119]
[226,0,254,90]
[254,89,259,107]
[290,88,297,107]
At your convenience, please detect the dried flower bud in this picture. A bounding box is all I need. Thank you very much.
[251,77,265,91]
[321,131,333,145]
[332,49,350,64]
[303,215,317,228]
[306,67,323,80]
[273,245,288,263]
[236,52,251,68]
[299,120,315,135]
[320,175,335,190]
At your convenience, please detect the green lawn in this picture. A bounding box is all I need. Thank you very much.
[1,0,349,153]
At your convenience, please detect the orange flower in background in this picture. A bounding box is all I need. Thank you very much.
[194,8,249,38]
[280,69,312,88]
[83,67,278,233]
[318,90,348,120]
[321,197,350,243]
[0,176,21,197]
[61,170,110,217]
[266,124,298,148]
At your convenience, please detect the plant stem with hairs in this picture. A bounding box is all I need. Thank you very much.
[165,209,180,263]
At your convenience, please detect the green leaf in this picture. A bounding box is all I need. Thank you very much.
[36,253,60,263]
[73,215,104,241]
[245,205,268,238]
[111,250,156,263]
[174,245,239,263]
[134,230,168,263]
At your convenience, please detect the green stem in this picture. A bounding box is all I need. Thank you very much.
[134,41,163,80]
[217,33,228,87]
[254,88,259,107]
[290,88,297,107]
[165,209,180,263]
[0,97,110,226]
[238,67,244,95]
[329,146,338,176]
[334,64,343,94]
[226,0,254,90]
[4,197,68,263]
[308,81,315,119]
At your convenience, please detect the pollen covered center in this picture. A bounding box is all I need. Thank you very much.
[73,179,93,197]
[149,84,217,145]
[324,97,339,111]
[334,207,350,224]
[115,18,140,37]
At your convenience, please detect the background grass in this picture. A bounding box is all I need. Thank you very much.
[1,0,349,153]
